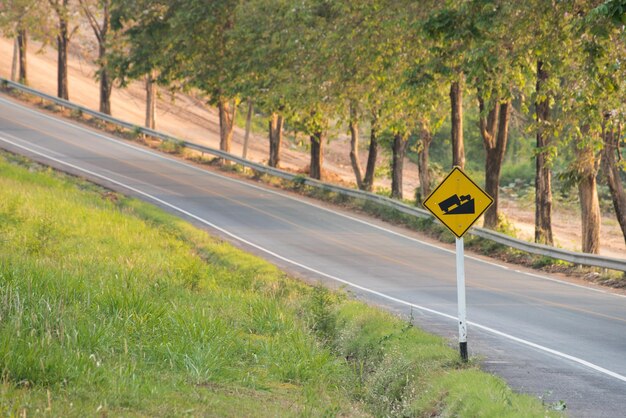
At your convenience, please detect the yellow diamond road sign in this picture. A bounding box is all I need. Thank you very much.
[423,167,493,238]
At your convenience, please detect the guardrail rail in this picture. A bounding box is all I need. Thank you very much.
[2,77,624,272]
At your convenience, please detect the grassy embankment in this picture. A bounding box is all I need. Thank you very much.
[0,152,559,416]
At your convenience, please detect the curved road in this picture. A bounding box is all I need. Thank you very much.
[1,95,625,416]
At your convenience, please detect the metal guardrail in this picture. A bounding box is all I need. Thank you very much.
[2,77,625,272]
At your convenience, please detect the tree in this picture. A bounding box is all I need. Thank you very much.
[116,0,243,153]
[79,0,115,115]
[390,131,408,199]
[466,1,532,229]
[229,0,297,168]
[406,11,449,202]
[534,59,554,244]
[477,99,511,227]
[268,111,283,167]
[382,96,420,200]
[217,99,238,155]
[575,134,602,254]
[11,38,18,81]
[145,70,157,129]
[450,76,465,169]
[277,0,342,180]
[348,102,364,188]
[242,99,253,160]
[588,0,626,247]
[16,28,28,84]
[601,117,626,246]
[423,3,472,171]
[307,114,327,180]
[0,0,47,85]
[323,0,402,190]
[518,0,578,245]
[339,0,430,198]
[554,2,617,254]
[416,120,432,200]
[414,104,447,204]
[110,0,169,129]
[362,109,380,191]
[559,0,626,253]
[559,124,603,254]
[48,0,72,100]
[135,0,242,157]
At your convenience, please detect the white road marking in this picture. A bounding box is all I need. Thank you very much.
[1,132,625,385]
[1,95,622,299]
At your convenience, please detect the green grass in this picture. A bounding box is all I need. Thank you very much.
[0,152,559,416]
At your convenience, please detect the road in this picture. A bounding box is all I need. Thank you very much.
[1,94,625,416]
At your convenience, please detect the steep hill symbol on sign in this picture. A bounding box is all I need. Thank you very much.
[423,167,492,238]
[438,194,475,215]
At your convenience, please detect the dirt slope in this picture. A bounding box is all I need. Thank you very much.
[0,36,624,259]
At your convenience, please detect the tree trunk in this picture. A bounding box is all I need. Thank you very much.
[268,112,283,168]
[391,132,408,200]
[450,76,465,169]
[349,119,363,188]
[482,100,511,229]
[535,60,554,245]
[576,124,601,255]
[11,37,18,82]
[601,123,626,246]
[100,55,113,115]
[56,9,69,100]
[362,111,379,192]
[79,0,113,115]
[310,130,324,180]
[417,119,433,203]
[17,29,27,85]
[98,32,113,115]
[145,72,157,129]
[578,164,601,254]
[218,98,236,154]
[349,103,364,189]
[242,99,253,159]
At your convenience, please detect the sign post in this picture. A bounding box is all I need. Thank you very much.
[456,236,467,361]
[423,167,493,361]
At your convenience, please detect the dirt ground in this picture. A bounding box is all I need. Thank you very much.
[1,36,624,259]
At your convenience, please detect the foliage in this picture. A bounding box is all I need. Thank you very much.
[0,0,50,38]
[109,0,168,86]
[157,138,184,154]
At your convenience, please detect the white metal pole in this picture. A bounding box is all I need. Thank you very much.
[456,236,468,361]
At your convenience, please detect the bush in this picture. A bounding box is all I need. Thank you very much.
[70,108,83,119]
[501,160,535,188]
[157,139,184,154]
[306,285,338,345]
[291,174,307,189]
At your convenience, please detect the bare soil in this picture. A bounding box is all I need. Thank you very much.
[1,36,624,259]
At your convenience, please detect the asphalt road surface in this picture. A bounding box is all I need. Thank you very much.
[1,94,625,417]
